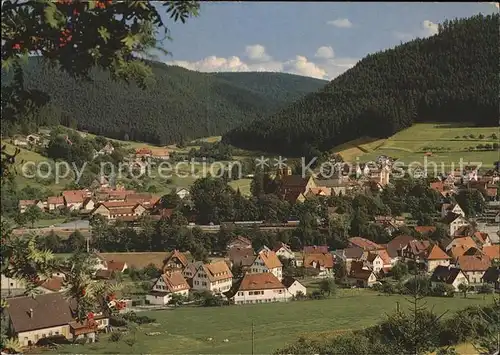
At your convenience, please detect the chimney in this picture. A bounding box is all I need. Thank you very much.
[29,308,33,318]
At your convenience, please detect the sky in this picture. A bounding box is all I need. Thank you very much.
[160,2,498,80]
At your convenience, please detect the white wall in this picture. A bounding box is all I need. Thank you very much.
[17,324,71,346]
[233,288,289,304]
[286,281,307,297]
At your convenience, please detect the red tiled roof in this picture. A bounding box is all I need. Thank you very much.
[39,276,64,292]
[425,245,451,260]
[238,273,285,291]
[107,261,126,272]
[257,250,283,269]
[348,237,382,251]
[457,255,492,271]
[47,196,64,205]
[161,271,190,292]
[483,245,500,260]
[304,253,334,269]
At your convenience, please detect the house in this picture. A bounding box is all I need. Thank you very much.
[1,275,25,297]
[348,237,382,251]
[272,242,295,261]
[91,201,146,221]
[13,138,29,147]
[37,277,65,294]
[228,247,255,269]
[175,188,190,199]
[135,147,152,158]
[99,142,114,155]
[402,240,431,261]
[365,249,392,273]
[449,245,483,260]
[472,231,492,246]
[106,260,128,273]
[47,196,65,211]
[227,236,252,250]
[441,203,465,218]
[281,276,307,298]
[228,273,290,305]
[430,265,469,291]
[303,253,334,278]
[151,148,170,160]
[248,250,283,281]
[385,235,416,262]
[333,247,364,274]
[445,236,477,252]
[82,197,96,212]
[5,293,74,346]
[424,245,451,273]
[456,255,492,284]
[347,262,377,288]
[481,266,500,289]
[63,190,88,210]
[183,261,204,281]
[18,200,42,213]
[162,250,189,272]
[303,245,329,254]
[277,173,316,203]
[442,212,470,236]
[482,245,500,261]
[191,261,233,294]
[146,271,190,305]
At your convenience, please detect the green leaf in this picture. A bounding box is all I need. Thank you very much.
[1,57,13,71]
[121,34,138,49]
[43,2,61,28]
[88,1,96,10]
[98,26,111,43]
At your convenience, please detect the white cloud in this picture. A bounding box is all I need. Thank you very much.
[245,44,271,61]
[165,45,358,80]
[327,18,353,28]
[422,20,438,36]
[393,20,439,41]
[315,46,335,59]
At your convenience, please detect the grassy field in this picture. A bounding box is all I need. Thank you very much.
[50,289,494,355]
[332,123,498,170]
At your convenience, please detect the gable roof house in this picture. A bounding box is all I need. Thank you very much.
[182,261,204,282]
[47,196,65,211]
[481,266,500,289]
[228,247,255,269]
[456,255,492,284]
[424,245,452,273]
[277,174,316,203]
[273,242,295,260]
[192,261,233,294]
[18,200,44,213]
[442,212,470,236]
[445,236,478,252]
[227,236,252,250]
[62,190,89,210]
[364,249,392,273]
[249,250,283,281]
[281,276,307,298]
[347,261,377,288]
[441,203,465,219]
[303,253,335,278]
[162,250,189,272]
[3,293,108,347]
[227,273,290,305]
[4,293,74,347]
[430,265,469,291]
[91,201,146,222]
[146,271,190,305]
[385,235,416,261]
[348,237,382,251]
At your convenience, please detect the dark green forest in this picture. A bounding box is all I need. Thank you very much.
[224,14,499,156]
[1,59,326,144]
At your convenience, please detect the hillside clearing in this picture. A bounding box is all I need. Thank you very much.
[331,123,498,169]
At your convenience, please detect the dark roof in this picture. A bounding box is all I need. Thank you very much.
[482,267,500,283]
[430,265,463,284]
[228,247,255,267]
[6,293,74,333]
[442,212,462,224]
[342,247,364,259]
[281,175,309,187]
[303,245,329,254]
[281,276,302,289]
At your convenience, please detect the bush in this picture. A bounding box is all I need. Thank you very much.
[309,290,325,300]
[109,315,127,327]
[122,311,156,324]
[431,282,455,297]
[477,283,493,294]
[109,332,122,342]
[478,134,485,139]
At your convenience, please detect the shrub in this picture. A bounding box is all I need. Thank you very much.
[309,290,325,300]
[109,332,122,342]
[478,134,485,139]
[109,315,127,327]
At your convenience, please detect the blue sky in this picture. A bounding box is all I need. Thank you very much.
[160,2,498,80]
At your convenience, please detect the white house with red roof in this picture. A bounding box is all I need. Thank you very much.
[146,271,190,305]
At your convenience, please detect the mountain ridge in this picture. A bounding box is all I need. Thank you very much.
[223,13,499,156]
[1,58,327,145]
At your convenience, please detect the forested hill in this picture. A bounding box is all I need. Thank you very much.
[223,14,499,156]
[1,58,326,145]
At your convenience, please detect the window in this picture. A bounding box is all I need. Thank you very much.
[10,283,13,287]
[55,331,59,335]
